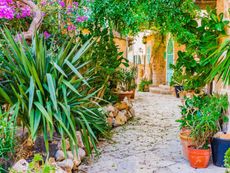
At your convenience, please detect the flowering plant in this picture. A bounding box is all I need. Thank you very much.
[0,0,31,20]
[39,0,91,40]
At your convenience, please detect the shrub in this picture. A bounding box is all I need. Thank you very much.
[177,94,229,149]
[225,148,230,170]
[117,67,137,91]
[138,79,152,92]
[0,28,109,155]
[0,105,18,172]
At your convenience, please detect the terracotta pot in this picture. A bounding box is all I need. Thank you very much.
[144,85,149,92]
[131,89,136,99]
[188,146,211,168]
[179,130,194,160]
[117,91,133,101]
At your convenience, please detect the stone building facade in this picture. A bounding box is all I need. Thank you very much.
[141,0,229,91]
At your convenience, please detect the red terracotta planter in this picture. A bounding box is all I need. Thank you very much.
[131,89,136,99]
[179,130,194,160]
[117,91,133,101]
[188,146,211,168]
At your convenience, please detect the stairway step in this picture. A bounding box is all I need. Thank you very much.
[149,87,174,95]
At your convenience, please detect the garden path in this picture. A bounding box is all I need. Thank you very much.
[78,92,225,173]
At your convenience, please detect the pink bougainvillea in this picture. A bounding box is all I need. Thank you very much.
[0,0,31,20]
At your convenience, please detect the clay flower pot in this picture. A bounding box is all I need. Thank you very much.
[131,89,136,99]
[188,146,211,168]
[179,130,194,160]
[117,91,133,101]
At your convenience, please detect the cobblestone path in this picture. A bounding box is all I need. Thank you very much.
[79,92,225,173]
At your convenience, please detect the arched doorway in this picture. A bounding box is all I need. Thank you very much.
[166,38,174,85]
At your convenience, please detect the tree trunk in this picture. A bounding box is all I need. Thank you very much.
[15,0,43,41]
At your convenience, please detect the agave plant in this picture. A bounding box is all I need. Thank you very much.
[0,28,109,155]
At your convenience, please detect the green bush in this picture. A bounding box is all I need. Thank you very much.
[0,106,17,171]
[117,67,137,91]
[0,28,109,155]
[225,148,230,170]
[177,94,229,149]
[138,79,152,92]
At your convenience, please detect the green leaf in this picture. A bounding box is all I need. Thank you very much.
[47,74,58,111]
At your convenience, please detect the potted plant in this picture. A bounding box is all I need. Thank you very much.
[116,67,137,101]
[138,79,152,92]
[170,65,184,98]
[209,94,229,167]
[186,94,228,168]
[176,96,203,159]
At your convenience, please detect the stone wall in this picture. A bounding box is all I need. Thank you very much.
[148,34,166,85]
[141,33,186,86]
[114,37,127,58]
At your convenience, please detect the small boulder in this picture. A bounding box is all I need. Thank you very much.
[48,157,56,166]
[114,102,128,111]
[73,157,81,170]
[108,111,116,118]
[67,151,74,160]
[12,159,29,172]
[114,112,127,126]
[78,148,86,160]
[123,110,132,120]
[105,105,116,112]
[107,117,115,126]
[57,139,70,151]
[123,97,133,108]
[57,159,74,173]
[55,166,67,173]
[55,150,65,161]
[128,108,135,117]
[76,131,85,148]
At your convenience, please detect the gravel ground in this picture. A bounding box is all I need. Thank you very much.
[78,92,226,173]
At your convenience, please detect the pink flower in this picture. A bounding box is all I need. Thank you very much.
[76,16,88,23]
[58,1,65,8]
[44,31,51,39]
[67,24,76,31]
[20,7,31,18]
[0,6,14,19]
[73,2,79,7]
[0,0,31,20]
[40,0,46,6]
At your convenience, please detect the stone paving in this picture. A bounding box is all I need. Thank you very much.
[78,92,226,173]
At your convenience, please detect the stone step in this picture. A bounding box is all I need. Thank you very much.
[159,84,171,90]
[149,86,174,95]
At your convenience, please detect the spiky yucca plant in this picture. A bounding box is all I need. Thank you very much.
[0,28,109,155]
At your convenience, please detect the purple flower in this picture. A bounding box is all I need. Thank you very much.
[58,1,65,8]
[44,31,51,39]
